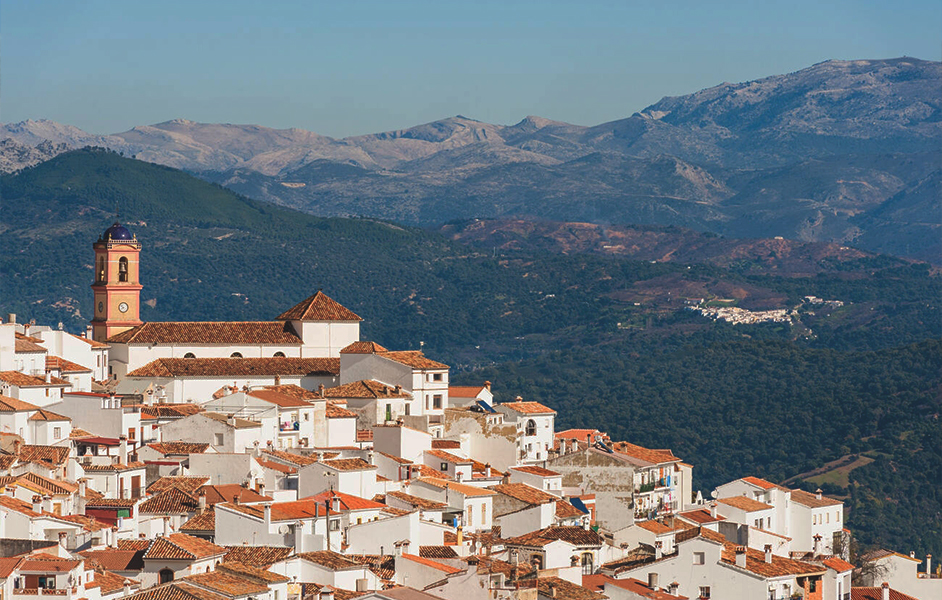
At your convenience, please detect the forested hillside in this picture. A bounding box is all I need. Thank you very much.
[1,148,939,557]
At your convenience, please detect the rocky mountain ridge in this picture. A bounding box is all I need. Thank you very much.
[3,57,939,261]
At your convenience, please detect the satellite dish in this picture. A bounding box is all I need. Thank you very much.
[278,524,290,534]
[710,491,717,499]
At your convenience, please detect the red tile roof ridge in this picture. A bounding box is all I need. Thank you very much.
[127,357,340,378]
[401,553,463,574]
[275,291,362,322]
[376,351,449,370]
[499,401,556,415]
[717,496,774,512]
[339,341,388,354]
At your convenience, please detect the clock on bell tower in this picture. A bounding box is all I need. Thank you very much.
[91,221,143,342]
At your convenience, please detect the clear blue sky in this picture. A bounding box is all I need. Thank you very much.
[3,0,940,138]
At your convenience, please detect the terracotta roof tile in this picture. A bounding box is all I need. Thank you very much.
[128,357,339,378]
[118,540,153,551]
[718,496,774,512]
[609,441,679,465]
[425,449,471,464]
[128,582,231,600]
[322,458,374,471]
[402,553,462,574]
[200,485,271,506]
[15,338,47,353]
[0,395,40,412]
[108,322,302,345]
[139,404,204,419]
[70,333,110,348]
[306,490,385,511]
[538,577,606,600]
[201,412,262,430]
[46,356,92,373]
[183,570,269,596]
[296,551,362,570]
[326,405,357,418]
[741,476,788,491]
[216,562,289,583]
[339,341,388,354]
[720,543,824,578]
[447,386,487,398]
[499,401,556,415]
[275,291,362,322]
[262,449,319,466]
[504,526,603,548]
[80,549,146,572]
[821,557,855,573]
[386,491,446,510]
[0,371,70,388]
[17,445,70,467]
[851,587,920,600]
[324,380,409,399]
[180,510,215,533]
[377,351,448,370]
[418,546,459,560]
[222,546,293,568]
[16,472,78,495]
[148,477,211,494]
[490,483,557,505]
[28,408,71,422]
[84,569,138,594]
[510,465,560,477]
[139,488,201,514]
[246,389,313,408]
[143,533,226,560]
[678,508,726,524]
[790,489,843,508]
[555,500,587,519]
[261,384,321,400]
[221,499,330,522]
[147,443,211,456]
[415,477,495,497]
[255,458,296,474]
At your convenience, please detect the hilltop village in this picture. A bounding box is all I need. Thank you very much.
[0,223,936,600]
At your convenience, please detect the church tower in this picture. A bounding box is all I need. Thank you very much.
[91,222,143,342]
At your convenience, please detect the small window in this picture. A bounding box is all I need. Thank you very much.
[405,404,411,416]
[433,394,442,409]
[581,553,593,575]
[693,552,705,565]
[329,519,340,531]
[184,353,196,359]
[525,419,537,436]
[433,373,443,381]
[214,433,224,446]
[440,462,449,471]
[481,504,487,525]
[466,505,473,526]
[273,351,286,357]
[159,569,174,584]
[230,352,243,358]
[53,427,61,439]
[699,586,711,599]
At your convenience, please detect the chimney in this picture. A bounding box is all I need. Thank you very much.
[318,384,325,397]
[456,525,463,546]
[655,541,662,560]
[58,531,68,549]
[332,496,341,512]
[367,449,374,465]
[560,439,567,455]
[485,463,491,478]
[293,521,304,554]
[816,488,823,500]
[233,493,241,505]
[111,526,119,548]
[77,479,87,515]
[710,502,717,519]
[227,415,236,427]
[484,380,491,391]
[119,435,128,464]
[45,371,52,383]
[258,481,266,496]
[273,375,280,386]
[550,584,557,598]
[813,534,822,556]
[926,554,932,578]
[42,495,53,513]
[123,582,131,597]
[263,503,272,525]
[647,572,659,591]
[394,541,402,556]
[735,546,747,568]
[162,516,170,537]
[881,582,889,600]
[515,396,523,402]
[394,384,402,394]
[318,588,334,600]
[764,544,773,564]
[85,325,93,339]
[7,313,15,325]
[198,490,207,514]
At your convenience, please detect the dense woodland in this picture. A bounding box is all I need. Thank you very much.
[2,148,939,557]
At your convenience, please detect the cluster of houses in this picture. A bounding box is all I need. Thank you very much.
[0,222,937,600]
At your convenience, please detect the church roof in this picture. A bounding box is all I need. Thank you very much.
[276,291,362,322]
[127,357,340,378]
[107,322,302,345]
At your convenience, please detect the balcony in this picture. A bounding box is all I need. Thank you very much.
[279,422,300,432]
[13,589,75,596]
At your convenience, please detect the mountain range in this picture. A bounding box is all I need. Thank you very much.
[3,57,940,261]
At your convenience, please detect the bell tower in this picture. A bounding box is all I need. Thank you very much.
[91,222,143,342]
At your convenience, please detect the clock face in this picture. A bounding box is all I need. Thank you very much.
[118,302,129,313]
[98,301,104,313]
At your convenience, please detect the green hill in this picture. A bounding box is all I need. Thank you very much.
[1,147,939,557]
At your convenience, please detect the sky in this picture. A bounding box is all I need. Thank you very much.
[3,0,940,138]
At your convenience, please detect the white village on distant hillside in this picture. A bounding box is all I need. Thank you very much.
[0,222,936,600]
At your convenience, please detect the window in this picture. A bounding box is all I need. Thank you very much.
[230,352,243,358]
[433,373,443,381]
[214,433,224,446]
[481,504,487,525]
[118,257,129,282]
[433,394,442,409]
[693,552,705,565]
[329,519,340,531]
[405,404,411,416]
[273,351,286,357]
[97,257,106,282]
[531,555,543,570]
[128,427,136,440]
[159,569,174,584]
[826,512,829,523]
[53,427,61,439]
[699,586,711,599]
[581,553,594,575]
[386,404,392,422]
[525,419,537,436]
[441,462,449,471]
[466,505,473,526]
[184,353,196,359]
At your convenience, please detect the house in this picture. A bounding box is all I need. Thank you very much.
[214,499,341,552]
[508,465,563,495]
[494,400,556,464]
[50,391,143,444]
[502,525,604,573]
[158,412,265,453]
[140,532,227,587]
[406,477,495,533]
[857,549,941,599]
[298,457,378,500]
[0,371,71,408]
[325,379,412,429]
[446,383,493,408]
[290,550,382,592]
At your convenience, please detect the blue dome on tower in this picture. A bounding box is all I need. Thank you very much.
[103,222,133,241]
